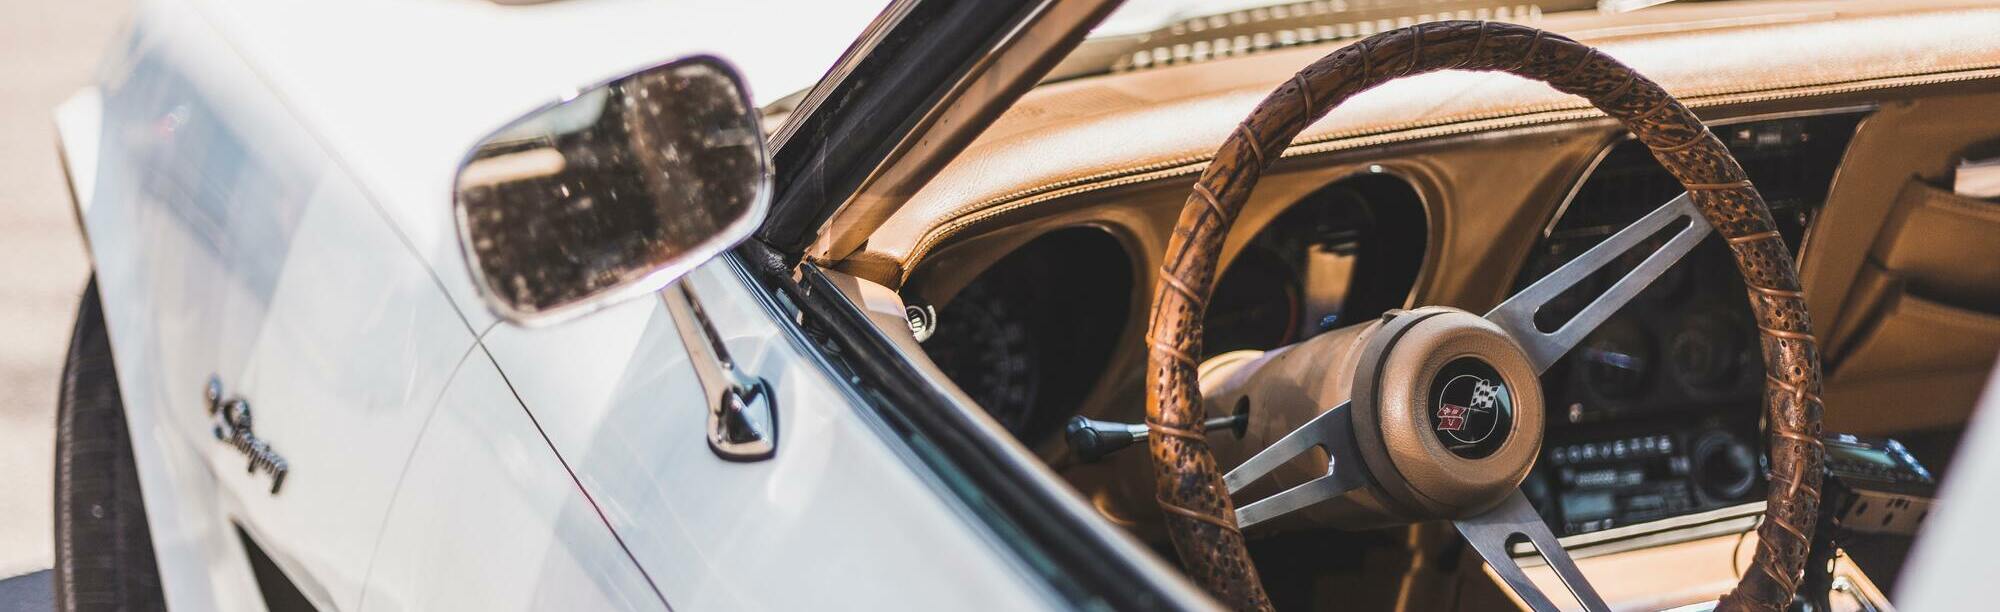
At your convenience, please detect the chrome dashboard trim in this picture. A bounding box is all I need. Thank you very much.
[1539,133,1622,239]
[1510,501,1768,563]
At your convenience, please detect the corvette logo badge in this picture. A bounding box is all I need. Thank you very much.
[1435,377,1500,442]
[1428,358,1515,459]
[205,377,290,494]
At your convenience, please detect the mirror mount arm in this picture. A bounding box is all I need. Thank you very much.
[663,281,778,461]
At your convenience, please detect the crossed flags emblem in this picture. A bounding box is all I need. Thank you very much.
[1436,379,1500,432]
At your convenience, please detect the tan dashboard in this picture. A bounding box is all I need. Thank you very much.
[837,0,2000,440]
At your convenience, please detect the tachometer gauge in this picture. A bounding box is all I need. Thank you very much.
[1578,321,1655,401]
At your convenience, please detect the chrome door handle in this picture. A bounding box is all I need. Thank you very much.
[663,282,777,461]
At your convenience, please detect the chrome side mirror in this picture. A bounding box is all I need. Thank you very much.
[455,56,769,324]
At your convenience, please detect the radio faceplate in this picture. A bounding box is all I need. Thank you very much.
[1525,415,1764,535]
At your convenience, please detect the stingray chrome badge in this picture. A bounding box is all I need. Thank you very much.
[1429,358,1514,459]
[205,377,290,494]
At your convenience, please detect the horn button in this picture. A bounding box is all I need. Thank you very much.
[1429,357,1516,459]
[1351,307,1544,519]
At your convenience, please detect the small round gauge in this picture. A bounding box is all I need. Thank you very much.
[1203,247,1302,354]
[1669,313,1742,391]
[1577,321,1655,401]
[1692,430,1759,503]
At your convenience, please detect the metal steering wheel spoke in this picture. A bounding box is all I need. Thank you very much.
[1484,193,1712,373]
[1225,401,1371,530]
[1454,489,1611,612]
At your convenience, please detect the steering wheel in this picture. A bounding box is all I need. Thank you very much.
[1145,21,1823,612]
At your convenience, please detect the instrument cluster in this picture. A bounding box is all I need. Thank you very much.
[1518,111,1864,535]
[1204,174,1428,355]
[917,174,1428,448]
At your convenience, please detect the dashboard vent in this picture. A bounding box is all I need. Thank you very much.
[1112,2,1553,74]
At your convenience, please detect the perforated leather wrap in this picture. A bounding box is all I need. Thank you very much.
[1145,21,1823,611]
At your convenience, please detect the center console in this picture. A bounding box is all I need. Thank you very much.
[1511,111,1866,536]
[1517,221,1776,535]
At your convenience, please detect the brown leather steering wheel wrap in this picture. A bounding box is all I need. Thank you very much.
[1144,21,1824,611]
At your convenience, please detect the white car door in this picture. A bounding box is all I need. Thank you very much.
[217,172,476,609]
[78,6,478,609]
[369,257,1058,609]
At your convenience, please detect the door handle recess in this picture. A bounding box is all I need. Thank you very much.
[663,282,777,461]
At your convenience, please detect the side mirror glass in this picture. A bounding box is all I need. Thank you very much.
[455,56,768,324]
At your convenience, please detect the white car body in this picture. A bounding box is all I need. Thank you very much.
[54,0,1193,609]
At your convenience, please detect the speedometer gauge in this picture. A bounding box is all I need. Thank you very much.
[924,278,1042,431]
[1204,247,1302,354]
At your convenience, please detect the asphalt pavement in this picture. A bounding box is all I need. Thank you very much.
[1,0,130,603]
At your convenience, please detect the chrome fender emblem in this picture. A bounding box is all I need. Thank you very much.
[205,377,289,494]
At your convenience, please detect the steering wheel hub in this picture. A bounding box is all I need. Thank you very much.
[1351,307,1545,519]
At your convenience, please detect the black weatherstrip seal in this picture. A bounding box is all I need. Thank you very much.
[756,0,1036,260]
[731,241,1192,611]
